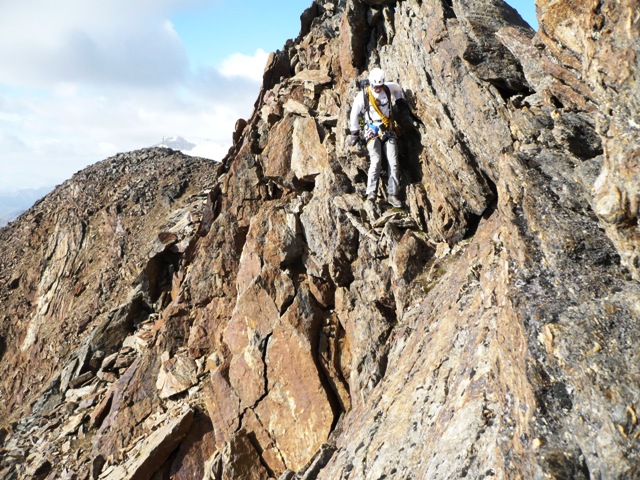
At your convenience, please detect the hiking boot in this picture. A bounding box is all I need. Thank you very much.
[388,195,403,208]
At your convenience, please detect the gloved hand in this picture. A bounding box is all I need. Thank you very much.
[347,132,360,147]
[365,124,378,141]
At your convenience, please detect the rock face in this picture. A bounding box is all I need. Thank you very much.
[1,0,639,479]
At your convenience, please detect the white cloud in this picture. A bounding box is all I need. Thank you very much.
[0,57,263,192]
[0,1,192,87]
[219,49,270,83]
[0,0,269,194]
[0,131,28,153]
[185,141,231,161]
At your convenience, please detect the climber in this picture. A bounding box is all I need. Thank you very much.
[348,67,407,208]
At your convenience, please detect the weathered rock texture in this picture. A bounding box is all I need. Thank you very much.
[1,0,639,478]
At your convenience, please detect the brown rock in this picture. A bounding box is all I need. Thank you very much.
[263,51,291,91]
[338,0,368,78]
[291,69,332,87]
[241,409,287,473]
[537,0,640,277]
[261,115,295,179]
[283,98,311,116]
[169,413,217,480]
[100,409,194,480]
[94,356,160,459]
[291,117,329,181]
[2,1,640,479]
[204,366,241,446]
[89,389,113,429]
[254,287,335,472]
[233,118,248,145]
[224,282,279,409]
[156,351,198,399]
[204,430,269,480]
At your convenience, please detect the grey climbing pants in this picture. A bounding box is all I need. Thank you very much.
[366,136,399,197]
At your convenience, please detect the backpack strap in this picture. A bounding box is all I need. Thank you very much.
[383,85,394,125]
[363,86,371,124]
[383,85,393,111]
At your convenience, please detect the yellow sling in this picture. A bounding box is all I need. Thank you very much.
[367,86,393,130]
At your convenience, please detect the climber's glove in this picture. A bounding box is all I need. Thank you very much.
[347,131,360,147]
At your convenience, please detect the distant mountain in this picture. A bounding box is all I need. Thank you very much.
[0,186,52,227]
[154,136,197,151]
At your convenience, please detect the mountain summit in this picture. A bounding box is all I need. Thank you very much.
[1,0,639,478]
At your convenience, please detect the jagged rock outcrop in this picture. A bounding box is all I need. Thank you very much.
[0,148,220,477]
[1,0,639,479]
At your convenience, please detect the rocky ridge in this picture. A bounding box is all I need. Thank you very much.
[1,0,639,479]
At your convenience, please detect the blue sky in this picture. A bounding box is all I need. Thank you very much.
[172,1,537,68]
[507,0,537,28]
[171,0,308,68]
[0,1,536,195]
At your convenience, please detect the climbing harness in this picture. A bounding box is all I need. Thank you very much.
[363,85,398,146]
[366,85,393,130]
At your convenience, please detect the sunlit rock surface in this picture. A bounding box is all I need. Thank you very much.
[1,0,638,478]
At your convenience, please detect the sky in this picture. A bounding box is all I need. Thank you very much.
[0,0,537,195]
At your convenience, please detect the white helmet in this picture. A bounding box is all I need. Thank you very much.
[368,68,385,87]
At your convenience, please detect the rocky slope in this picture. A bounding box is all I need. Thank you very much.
[1,0,639,478]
